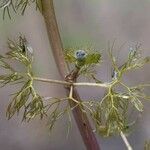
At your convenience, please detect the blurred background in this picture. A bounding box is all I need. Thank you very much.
[0,0,150,149]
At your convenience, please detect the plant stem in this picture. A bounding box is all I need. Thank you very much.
[120,131,133,150]
[41,0,101,150]
[34,77,110,88]
[74,82,109,88]
[34,77,70,85]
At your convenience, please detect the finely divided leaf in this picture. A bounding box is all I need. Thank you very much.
[85,53,101,65]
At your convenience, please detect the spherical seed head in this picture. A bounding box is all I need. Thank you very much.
[75,50,87,60]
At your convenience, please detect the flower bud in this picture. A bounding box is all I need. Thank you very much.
[75,50,87,60]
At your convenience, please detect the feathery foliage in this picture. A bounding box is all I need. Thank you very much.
[0,35,150,150]
[0,36,81,134]
[0,0,42,19]
[64,44,150,137]
[1,1,150,149]
[64,48,101,78]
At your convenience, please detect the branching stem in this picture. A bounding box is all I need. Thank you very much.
[34,77,110,88]
[41,1,101,149]
[69,85,79,103]
[69,85,73,98]
[34,77,70,85]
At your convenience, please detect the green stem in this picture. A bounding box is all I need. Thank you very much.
[34,77,70,86]
[41,0,101,150]
[74,82,109,87]
[33,77,110,88]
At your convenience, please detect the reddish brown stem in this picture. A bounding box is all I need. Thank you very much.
[41,0,101,150]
